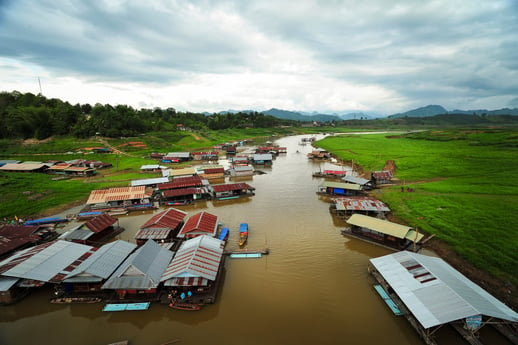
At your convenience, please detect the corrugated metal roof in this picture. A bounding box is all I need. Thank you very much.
[86,186,151,204]
[101,240,173,290]
[163,187,205,197]
[0,276,19,291]
[131,177,169,187]
[211,183,254,192]
[64,240,137,283]
[347,214,423,242]
[161,235,223,283]
[178,212,218,238]
[85,213,117,233]
[165,152,191,158]
[157,175,203,190]
[320,181,363,191]
[0,240,93,282]
[0,163,47,171]
[342,176,372,185]
[164,167,196,177]
[164,277,208,287]
[252,153,273,160]
[370,251,518,328]
[134,229,171,240]
[140,208,187,231]
[332,197,390,212]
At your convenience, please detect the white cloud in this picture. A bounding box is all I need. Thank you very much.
[0,0,517,114]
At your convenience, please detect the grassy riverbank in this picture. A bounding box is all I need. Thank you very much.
[316,129,518,291]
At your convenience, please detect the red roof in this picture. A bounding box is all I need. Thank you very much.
[202,168,224,174]
[163,188,203,197]
[211,183,254,192]
[0,225,42,256]
[0,225,40,238]
[158,175,203,190]
[178,211,218,238]
[140,208,187,230]
[85,214,117,233]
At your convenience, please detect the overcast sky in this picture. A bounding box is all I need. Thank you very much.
[1,0,517,114]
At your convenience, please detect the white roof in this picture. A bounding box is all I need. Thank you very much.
[161,235,223,284]
[370,251,518,329]
[130,177,169,187]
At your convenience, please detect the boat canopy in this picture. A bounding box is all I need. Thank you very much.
[239,223,248,234]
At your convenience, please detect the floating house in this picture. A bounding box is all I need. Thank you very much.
[157,175,205,191]
[0,240,97,289]
[369,251,518,345]
[330,196,390,218]
[250,153,273,166]
[231,156,249,165]
[162,152,192,163]
[318,181,363,196]
[60,240,137,296]
[345,214,424,250]
[312,169,347,178]
[0,224,58,260]
[177,211,219,239]
[0,276,28,305]
[196,165,225,180]
[85,186,155,212]
[342,176,374,190]
[307,149,331,160]
[228,165,254,177]
[211,183,255,200]
[101,240,173,300]
[225,145,237,155]
[134,208,187,246]
[161,235,225,305]
[191,152,219,161]
[59,214,124,246]
[130,177,169,188]
[160,187,210,205]
[162,167,197,178]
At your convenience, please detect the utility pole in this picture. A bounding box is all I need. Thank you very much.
[37,77,43,95]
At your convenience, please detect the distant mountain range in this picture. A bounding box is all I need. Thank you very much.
[208,105,518,122]
[387,105,518,118]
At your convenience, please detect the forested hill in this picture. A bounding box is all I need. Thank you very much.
[0,91,295,139]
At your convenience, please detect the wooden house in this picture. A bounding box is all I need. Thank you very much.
[250,153,273,166]
[307,149,331,160]
[134,208,187,246]
[0,163,48,173]
[318,181,363,196]
[160,187,210,205]
[371,170,393,186]
[191,152,219,161]
[0,224,58,260]
[330,196,390,218]
[84,186,155,212]
[139,164,167,173]
[196,165,225,180]
[228,165,254,177]
[211,183,255,200]
[162,152,192,163]
[345,214,424,250]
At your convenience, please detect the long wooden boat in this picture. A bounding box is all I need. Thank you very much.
[50,296,102,304]
[218,227,229,242]
[168,299,202,311]
[239,223,248,246]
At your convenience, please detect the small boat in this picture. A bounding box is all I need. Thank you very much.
[24,216,68,226]
[239,223,248,246]
[218,227,229,242]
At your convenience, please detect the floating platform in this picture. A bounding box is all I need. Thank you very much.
[224,248,269,256]
[373,284,403,316]
[103,302,150,312]
[229,253,263,258]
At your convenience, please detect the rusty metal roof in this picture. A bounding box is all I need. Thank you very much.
[134,228,172,240]
[178,211,218,238]
[211,183,254,192]
[332,196,390,212]
[85,213,118,233]
[140,208,187,230]
[163,187,205,197]
[157,175,203,190]
[86,186,151,204]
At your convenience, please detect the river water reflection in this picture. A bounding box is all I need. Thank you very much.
[0,134,509,345]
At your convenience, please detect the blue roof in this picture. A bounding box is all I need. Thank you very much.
[239,223,248,233]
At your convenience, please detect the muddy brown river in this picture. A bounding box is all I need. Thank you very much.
[0,134,512,345]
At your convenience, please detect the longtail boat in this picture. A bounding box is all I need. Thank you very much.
[239,223,248,246]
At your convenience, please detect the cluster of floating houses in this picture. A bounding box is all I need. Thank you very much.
[312,150,518,345]
[0,141,284,312]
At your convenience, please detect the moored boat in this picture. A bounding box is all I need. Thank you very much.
[50,296,102,304]
[218,227,229,242]
[239,223,248,246]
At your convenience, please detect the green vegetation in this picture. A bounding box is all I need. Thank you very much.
[316,129,518,285]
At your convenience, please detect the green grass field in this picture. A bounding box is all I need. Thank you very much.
[316,129,518,285]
